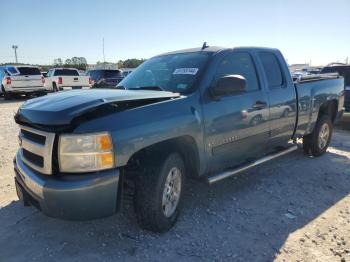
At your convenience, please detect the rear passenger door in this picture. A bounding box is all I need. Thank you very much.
[258,51,297,148]
[203,51,270,172]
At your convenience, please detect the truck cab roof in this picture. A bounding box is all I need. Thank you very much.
[156,46,281,57]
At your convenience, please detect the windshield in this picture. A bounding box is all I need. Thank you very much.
[117,52,210,94]
[104,70,122,78]
[17,67,41,75]
[54,69,79,76]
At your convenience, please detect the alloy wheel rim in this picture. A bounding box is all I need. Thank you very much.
[162,167,182,218]
[318,123,330,150]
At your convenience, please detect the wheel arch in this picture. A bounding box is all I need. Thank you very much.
[317,99,338,123]
[125,135,200,179]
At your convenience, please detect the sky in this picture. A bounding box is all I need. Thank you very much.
[0,0,349,66]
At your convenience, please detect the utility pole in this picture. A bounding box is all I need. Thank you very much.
[346,57,349,65]
[102,37,105,68]
[12,45,18,63]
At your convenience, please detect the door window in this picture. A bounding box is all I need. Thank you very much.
[259,52,284,89]
[215,52,260,92]
[6,66,20,75]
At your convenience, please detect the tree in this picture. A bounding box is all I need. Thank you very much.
[118,58,146,68]
[64,58,72,66]
[62,57,87,70]
[53,58,63,66]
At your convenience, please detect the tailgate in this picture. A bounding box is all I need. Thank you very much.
[11,75,43,88]
[345,87,350,111]
[61,76,89,86]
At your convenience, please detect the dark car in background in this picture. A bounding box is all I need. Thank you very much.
[321,65,350,112]
[86,69,124,88]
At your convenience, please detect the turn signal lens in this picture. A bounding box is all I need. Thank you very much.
[98,134,113,151]
[98,153,114,167]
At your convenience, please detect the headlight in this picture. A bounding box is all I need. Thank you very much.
[59,132,114,173]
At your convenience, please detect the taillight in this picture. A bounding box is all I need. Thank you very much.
[41,76,45,84]
[89,77,92,85]
[58,77,63,85]
[6,77,11,85]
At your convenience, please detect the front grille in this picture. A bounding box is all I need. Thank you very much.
[19,126,55,175]
[21,129,46,145]
[344,90,350,111]
[22,149,44,167]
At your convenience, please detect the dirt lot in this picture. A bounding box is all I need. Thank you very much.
[0,98,349,262]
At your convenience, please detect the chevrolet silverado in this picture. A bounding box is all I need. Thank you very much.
[14,46,344,232]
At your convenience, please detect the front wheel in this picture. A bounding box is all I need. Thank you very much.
[134,152,185,233]
[303,115,333,157]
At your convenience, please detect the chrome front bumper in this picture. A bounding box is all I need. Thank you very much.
[14,151,121,220]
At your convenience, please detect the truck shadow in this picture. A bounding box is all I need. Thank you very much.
[336,113,350,131]
[0,97,28,104]
[0,135,349,261]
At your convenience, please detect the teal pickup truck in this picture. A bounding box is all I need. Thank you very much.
[14,46,344,232]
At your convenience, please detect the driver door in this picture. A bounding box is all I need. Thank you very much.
[202,51,270,172]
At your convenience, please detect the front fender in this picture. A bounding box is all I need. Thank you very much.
[73,93,207,174]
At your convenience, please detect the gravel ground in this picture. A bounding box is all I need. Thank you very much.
[0,98,350,262]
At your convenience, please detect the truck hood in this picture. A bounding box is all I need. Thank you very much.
[15,89,180,126]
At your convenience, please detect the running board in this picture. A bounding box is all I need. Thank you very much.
[207,145,298,184]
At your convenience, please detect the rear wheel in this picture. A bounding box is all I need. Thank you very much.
[52,83,58,92]
[303,115,333,157]
[134,152,185,233]
[3,86,12,100]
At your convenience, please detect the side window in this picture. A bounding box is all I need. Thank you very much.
[47,70,52,77]
[96,71,103,79]
[6,66,19,75]
[259,52,284,89]
[215,52,260,92]
[90,71,97,79]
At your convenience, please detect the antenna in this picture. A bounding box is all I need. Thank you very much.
[201,42,209,50]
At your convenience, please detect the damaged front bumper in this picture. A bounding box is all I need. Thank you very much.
[14,151,121,220]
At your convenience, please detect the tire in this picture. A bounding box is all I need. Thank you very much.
[249,115,262,126]
[282,108,289,117]
[3,88,12,100]
[134,152,185,233]
[36,91,46,97]
[52,83,58,92]
[303,115,333,157]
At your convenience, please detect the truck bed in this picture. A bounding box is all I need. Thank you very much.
[294,73,344,137]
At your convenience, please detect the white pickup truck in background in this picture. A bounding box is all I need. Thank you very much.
[0,65,46,100]
[44,68,92,92]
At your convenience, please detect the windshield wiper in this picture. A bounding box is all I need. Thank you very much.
[128,86,164,91]
[115,85,126,90]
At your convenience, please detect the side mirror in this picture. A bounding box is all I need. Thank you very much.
[210,75,246,99]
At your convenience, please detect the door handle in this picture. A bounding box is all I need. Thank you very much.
[253,101,267,109]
